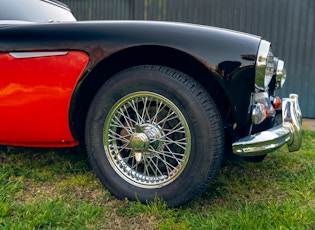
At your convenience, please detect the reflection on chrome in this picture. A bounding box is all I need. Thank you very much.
[232,95,302,156]
[256,40,271,67]
[290,94,302,125]
[255,40,275,89]
[10,51,68,59]
[275,59,286,89]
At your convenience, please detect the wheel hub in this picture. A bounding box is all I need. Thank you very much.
[141,123,164,152]
[129,133,149,152]
[130,123,164,154]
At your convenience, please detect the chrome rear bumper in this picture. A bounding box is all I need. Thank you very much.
[232,94,302,156]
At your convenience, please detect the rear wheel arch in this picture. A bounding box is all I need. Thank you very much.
[70,45,233,143]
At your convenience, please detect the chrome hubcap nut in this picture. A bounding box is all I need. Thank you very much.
[130,133,149,151]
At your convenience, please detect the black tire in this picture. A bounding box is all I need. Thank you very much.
[85,65,224,207]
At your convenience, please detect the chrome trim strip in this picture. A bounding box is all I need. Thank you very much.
[9,51,68,58]
[232,95,302,156]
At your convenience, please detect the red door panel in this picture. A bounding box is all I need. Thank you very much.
[0,51,89,147]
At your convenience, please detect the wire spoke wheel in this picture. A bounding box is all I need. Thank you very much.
[85,65,224,207]
[104,92,191,188]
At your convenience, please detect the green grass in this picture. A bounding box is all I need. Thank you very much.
[0,131,314,229]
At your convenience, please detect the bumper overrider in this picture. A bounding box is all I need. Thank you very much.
[232,94,302,156]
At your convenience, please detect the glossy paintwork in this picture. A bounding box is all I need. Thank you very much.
[0,0,76,22]
[0,51,89,146]
[0,21,260,67]
[0,21,261,146]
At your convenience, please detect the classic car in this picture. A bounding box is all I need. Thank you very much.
[0,0,302,207]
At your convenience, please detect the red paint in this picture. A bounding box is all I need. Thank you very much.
[0,51,89,147]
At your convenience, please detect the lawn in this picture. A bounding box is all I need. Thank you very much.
[0,131,314,229]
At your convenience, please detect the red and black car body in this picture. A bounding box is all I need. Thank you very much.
[0,0,302,207]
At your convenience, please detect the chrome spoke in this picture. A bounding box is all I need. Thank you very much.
[157,110,178,129]
[141,96,151,122]
[129,99,145,124]
[152,100,168,124]
[164,136,187,150]
[146,156,165,177]
[149,147,183,165]
[108,129,131,143]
